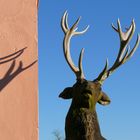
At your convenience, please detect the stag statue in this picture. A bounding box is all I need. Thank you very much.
[59,11,140,140]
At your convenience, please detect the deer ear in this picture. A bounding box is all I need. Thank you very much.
[98,92,111,106]
[59,87,73,99]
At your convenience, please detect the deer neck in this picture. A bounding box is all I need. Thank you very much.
[66,108,105,140]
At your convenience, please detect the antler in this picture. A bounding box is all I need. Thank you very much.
[61,11,89,80]
[94,19,140,84]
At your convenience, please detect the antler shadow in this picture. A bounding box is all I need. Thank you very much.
[0,47,26,64]
[0,48,37,92]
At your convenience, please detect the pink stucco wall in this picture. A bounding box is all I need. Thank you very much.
[0,0,38,139]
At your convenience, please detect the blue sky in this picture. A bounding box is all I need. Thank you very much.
[38,0,140,140]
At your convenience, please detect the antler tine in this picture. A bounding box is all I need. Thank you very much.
[78,48,85,79]
[61,11,69,33]
[125,34,140,61]
[74,25,89,36]
[94,19,140,84]
[61,11,89,80]
[94,59,109,82]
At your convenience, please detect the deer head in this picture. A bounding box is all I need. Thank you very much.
[59,11,139,139]
[59,11,139,110]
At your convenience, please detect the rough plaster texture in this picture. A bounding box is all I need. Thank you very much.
[0,0,38,139]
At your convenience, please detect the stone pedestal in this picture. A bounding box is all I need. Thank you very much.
[0,0,38,139]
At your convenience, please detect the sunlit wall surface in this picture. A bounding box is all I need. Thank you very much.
[0,0,38,139]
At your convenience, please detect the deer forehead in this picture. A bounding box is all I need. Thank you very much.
[73,80,101,92]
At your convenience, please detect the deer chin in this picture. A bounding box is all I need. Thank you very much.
[80,101,91,109]
[81,91,92,102]
[80,90,95,109]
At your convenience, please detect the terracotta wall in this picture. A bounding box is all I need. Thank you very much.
[0,0,38,139]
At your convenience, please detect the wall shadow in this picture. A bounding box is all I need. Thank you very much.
[0,48,37,92]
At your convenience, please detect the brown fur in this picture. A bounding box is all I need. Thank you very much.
[59,80,110,140]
